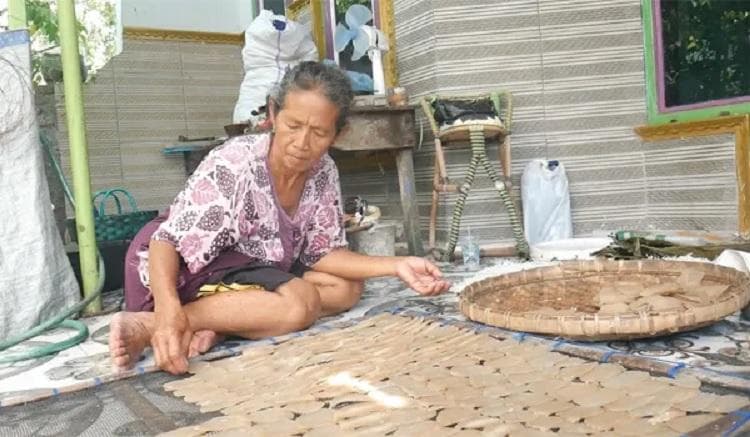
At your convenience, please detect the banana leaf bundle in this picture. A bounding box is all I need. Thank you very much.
[592,237,750,261]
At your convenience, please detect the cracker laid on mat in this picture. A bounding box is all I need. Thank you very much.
[641,281,681,297]
[160,315,748,436]
[459,260,750,340]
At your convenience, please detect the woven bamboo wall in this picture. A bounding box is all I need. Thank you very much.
[55,37,243,214]
[54,1,739,245]
[339,0,738,247]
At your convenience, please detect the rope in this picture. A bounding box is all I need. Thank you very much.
[445,148,479,259]
[443,125,529,260]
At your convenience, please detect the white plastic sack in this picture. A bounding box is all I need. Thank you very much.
[521,159,573,246]
[233,10,319,123]
[0,30,80,342]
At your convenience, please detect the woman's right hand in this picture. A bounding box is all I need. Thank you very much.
[148,241,192,374]
[151,305,192,375]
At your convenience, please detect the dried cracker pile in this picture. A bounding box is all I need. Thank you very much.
[598,269,729,314]
[161,314,747,437]
[459,260,750,340]
[486,270,731,316]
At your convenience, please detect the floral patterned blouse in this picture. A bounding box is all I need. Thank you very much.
[137,133,347,285]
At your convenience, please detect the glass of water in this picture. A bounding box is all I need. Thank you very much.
[461,235,481,270]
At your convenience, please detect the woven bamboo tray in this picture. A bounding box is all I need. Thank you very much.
[459,260,750,341]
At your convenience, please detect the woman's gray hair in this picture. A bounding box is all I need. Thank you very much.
[273,61,354,133]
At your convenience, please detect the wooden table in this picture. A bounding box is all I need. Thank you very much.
[331,104,424,256]
[163,105,424,256]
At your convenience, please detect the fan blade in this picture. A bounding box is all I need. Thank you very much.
[334,23,356,52]
[345,4,373,28]
[351,29,371,61]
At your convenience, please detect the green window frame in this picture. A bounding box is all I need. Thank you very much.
[641,0,750,125]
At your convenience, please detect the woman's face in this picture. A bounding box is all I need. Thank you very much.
[272,89,340,173]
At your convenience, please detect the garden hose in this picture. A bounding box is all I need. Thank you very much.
[0,133,104,364]
[444,125,529,261]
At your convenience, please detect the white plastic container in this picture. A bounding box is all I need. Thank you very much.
[530,237,611,262]
[715,249,750,274]
[521,159,573,246]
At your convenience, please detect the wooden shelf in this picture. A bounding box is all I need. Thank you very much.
[635,115,750,238]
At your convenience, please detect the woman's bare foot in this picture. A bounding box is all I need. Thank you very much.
[188,330,224,358]
[109,312,154,370]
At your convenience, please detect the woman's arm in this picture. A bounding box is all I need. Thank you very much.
[148,240,182,310]
[311,248,398,279]
[313,248,450,296]
[148,240,192,375]
[302,160,449,295]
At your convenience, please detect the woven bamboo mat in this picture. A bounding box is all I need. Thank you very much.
[160,314,749,436]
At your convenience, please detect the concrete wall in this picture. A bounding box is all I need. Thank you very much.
[122,0,254,33]
[36,84,67,240]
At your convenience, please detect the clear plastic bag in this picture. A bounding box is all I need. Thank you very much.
[521,159,573,246]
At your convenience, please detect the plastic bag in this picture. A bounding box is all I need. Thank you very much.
[233,10,319,123]
[432,98,498,125]
[521,159,573,246]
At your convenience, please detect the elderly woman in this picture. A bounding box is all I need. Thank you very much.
[110,62,450,375]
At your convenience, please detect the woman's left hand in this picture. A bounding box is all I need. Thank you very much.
[395,257,451,296]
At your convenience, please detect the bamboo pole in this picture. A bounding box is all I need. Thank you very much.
[58,0,101,314]
[8,0,27,29]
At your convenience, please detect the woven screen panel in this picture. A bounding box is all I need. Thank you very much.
[338,0,738,246]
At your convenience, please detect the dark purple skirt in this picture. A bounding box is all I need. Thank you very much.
[123,216,305,312]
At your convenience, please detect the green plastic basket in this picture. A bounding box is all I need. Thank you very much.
[67,188,157,243]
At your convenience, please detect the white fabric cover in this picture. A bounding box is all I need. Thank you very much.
[233,10,319,123]
[0,30,80,342]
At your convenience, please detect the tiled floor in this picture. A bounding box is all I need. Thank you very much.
[1,258,749,410]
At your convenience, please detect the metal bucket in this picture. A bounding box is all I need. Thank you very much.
[348,222,396,256]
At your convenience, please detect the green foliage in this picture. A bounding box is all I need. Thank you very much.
[661,0,750,107]
[334,0,373,21]
[23,0,88,83]
[26,0,60,46]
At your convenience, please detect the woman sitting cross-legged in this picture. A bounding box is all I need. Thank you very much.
[109,61,451,375]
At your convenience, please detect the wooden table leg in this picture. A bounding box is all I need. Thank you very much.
[395,148,424,256]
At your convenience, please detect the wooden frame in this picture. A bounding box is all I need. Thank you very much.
[641,0,750,125]
[635,115,750,238]
[123,27,244,45]
[286,0,326,59]
[286,0,398,88]
[285,0,309,20]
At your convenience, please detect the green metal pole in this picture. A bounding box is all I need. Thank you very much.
[58,0,101,314]
[8,0,27,29]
